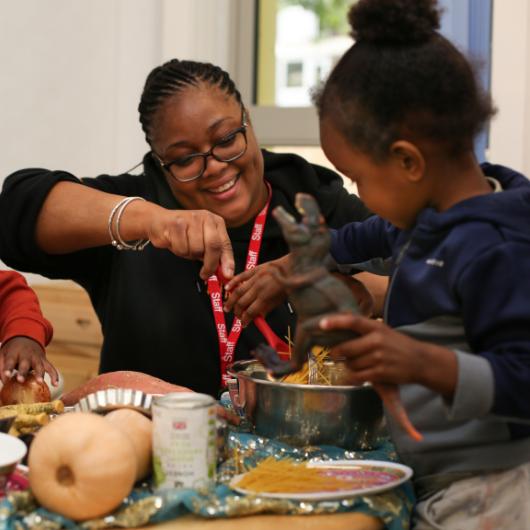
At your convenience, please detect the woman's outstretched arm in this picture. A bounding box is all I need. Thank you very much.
[36,181,234,280]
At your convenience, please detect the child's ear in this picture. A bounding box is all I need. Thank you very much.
[390,141,425,182]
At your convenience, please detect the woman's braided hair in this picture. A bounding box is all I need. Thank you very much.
[138,59,242,144]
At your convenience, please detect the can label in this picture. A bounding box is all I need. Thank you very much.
[152,393,217,490]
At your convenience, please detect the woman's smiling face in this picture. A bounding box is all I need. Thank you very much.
[150,85,266,227]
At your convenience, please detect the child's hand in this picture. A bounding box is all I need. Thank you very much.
[224,256,290,327]
[0,336,59,386]
[320,313,458,397]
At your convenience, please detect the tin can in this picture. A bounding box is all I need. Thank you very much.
[152,392,217,490]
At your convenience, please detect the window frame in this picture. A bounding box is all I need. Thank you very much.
[232,0,321,146]
[233,0,496,154]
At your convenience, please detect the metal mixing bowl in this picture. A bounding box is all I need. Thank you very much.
[228,360,384,450]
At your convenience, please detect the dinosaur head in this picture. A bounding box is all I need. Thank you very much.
[272,206,311,247]
[272,193,330,259]
[295,193,323,231]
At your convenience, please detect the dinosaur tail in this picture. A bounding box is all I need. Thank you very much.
[374,383,423,442]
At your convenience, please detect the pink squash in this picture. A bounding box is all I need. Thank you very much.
[61,371,192,406]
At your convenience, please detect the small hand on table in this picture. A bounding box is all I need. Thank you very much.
[0,337,58,387]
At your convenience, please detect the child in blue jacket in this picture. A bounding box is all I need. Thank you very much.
[313,0,530,528]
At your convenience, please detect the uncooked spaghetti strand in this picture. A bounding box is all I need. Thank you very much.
[281,346,331,384]
[234,457,354,493]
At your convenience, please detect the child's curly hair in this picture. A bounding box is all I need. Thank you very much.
[313,0,496,160]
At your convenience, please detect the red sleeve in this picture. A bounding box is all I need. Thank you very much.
[0,271,53,349]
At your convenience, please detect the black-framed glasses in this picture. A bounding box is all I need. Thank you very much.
[153,110,248,183]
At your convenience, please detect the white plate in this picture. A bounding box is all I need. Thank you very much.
[0,433,27,468]
[229,459,413,500]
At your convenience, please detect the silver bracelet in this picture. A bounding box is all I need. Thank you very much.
[107,198,127,244]
[108,196,150,251]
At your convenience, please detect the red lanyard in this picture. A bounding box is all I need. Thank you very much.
[208,182,272,386]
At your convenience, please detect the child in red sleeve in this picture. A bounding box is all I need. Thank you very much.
[0,270,58,386]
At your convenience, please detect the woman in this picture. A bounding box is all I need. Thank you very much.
[0,60,374,397]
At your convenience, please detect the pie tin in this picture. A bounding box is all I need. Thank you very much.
[73,388,155,416]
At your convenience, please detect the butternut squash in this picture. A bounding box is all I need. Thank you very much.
[28,412,137,521]
[104,408,152,481]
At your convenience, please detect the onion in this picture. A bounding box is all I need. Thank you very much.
[0,373,51,405]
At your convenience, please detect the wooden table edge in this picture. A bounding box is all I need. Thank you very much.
[133,512,383,530]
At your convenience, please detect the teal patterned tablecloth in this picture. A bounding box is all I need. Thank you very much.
[0,427,414,530]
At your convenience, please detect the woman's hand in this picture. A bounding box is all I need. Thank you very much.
[223,262,376,325]
[0,337,59,386]
[36,184,235,281]
[223,256,291,327]
[146,208,235,281]
[319,313,458,398]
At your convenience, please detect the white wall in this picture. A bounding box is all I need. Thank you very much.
[0,0,233,281]
[0,0,163,179]
[2,0,529,178]
[2,0,528,181]
[160,0,237,71]
[489,0,530,175]
[0,0,529,284]
[0,0,236,182]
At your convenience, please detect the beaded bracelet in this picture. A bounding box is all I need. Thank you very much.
[108,196,150,251]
